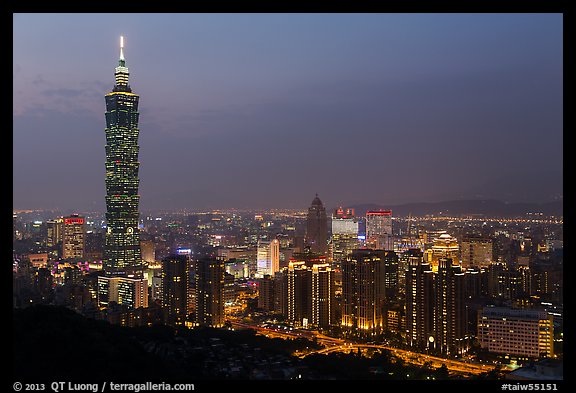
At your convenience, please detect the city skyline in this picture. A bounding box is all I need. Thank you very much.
[13,13,563,211]
[12,11,564,385]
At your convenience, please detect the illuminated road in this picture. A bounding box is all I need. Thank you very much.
[229,319,509,377]
[306,343,501,376]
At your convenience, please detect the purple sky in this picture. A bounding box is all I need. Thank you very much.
[13,13,563,212]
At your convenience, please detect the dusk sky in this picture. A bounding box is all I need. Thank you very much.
[13,13,563,212]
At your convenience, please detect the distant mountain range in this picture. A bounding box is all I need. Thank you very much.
[345,199,563,218]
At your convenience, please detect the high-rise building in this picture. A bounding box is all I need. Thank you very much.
[366,210,393,250]
[477,307,554,359]
[460,236,494,269]
[331,207,359,264]
[99,37,147,309]
[195,257,224,327]
[97,276,148,309]
[383,250,399,299]
[425,232,460,271]
[287,261,311,327]
[62,215,85,260]
[103,36,143,278]
[258,274,275,312]
[161,254,189,326]
[310,263,334,328]
[434,258,467,355]
[46,218,64,248]
[273,269,288,316]
[405,249,434,350]
[341,249,386,332]
[257,239,280,277]
[141,240,156,264]
[306,194,328,255]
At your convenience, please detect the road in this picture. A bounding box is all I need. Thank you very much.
[229,319,509,377]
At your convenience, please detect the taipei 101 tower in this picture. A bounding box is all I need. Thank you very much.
[98,37,148,309]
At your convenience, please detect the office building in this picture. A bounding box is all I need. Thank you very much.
[383,250,399,299]
[310,263,334,328]
[141,240,155,264]
[287,261,311,327]
[435,258,467,355]
[405,249,434,350]
[161,254,189,326]
[258,274,275,312]
[461,236,494,269]
[257,239,280,277]
[306,194,328,255]
[331,207,359,264]
[62,215,86,260]
[477,307,554,359]
[366,210,393,250]
[97,275,148,309]
[46,218,64,248]
[195,257,224,327]
[103,36,143,278]
[425,232,459,271]
[99,37,147,309]
[341,249,386,332]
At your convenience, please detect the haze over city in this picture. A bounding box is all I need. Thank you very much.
[13,13,562,211]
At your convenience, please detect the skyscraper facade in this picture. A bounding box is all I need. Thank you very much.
[46,218,64,249]
[103,36,142,278]
[62,215,85,260]
[435,258,466,355]
[161,254,190,326]
[330,207,359,264]
[366,210,393,250]
[257,239,280,277]
[425,232,459,271]
[310,263,334,328]
[477,307,554,359]
[341,249,387,332]
[306,194,328,255]
[460,235,494,269]
[195,257,225,328]
[98,37,147,309]
[405,249,434,350]
[258,274,275,312]
[287,261,310,327]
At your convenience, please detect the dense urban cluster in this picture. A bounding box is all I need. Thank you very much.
[12,198,563,379]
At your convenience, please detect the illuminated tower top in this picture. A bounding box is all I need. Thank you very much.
[114,35,131,91]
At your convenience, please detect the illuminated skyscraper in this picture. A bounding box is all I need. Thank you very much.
[341,249,386,332]
[383,250,399,299]
[46,218,64,248]
[366,210,393,250]
[311,263,334,328]
[99,36,147,308]
[103,36,143,277]
[257,239,280,277]
[435,258,467,355]
[460,235,494,269]
[424,232,460,272]
[287,261,310,327]
[195,257,225,327]
[306,194,328,255]
[161,254,190,326]
[405,249,434,350]
[258,274,275,312]
[62,215,85,260]
[330,207,359,264]
[141,240,156,264]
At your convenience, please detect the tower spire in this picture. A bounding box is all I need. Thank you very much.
[114,36,130,91]
[119,35,125,63]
